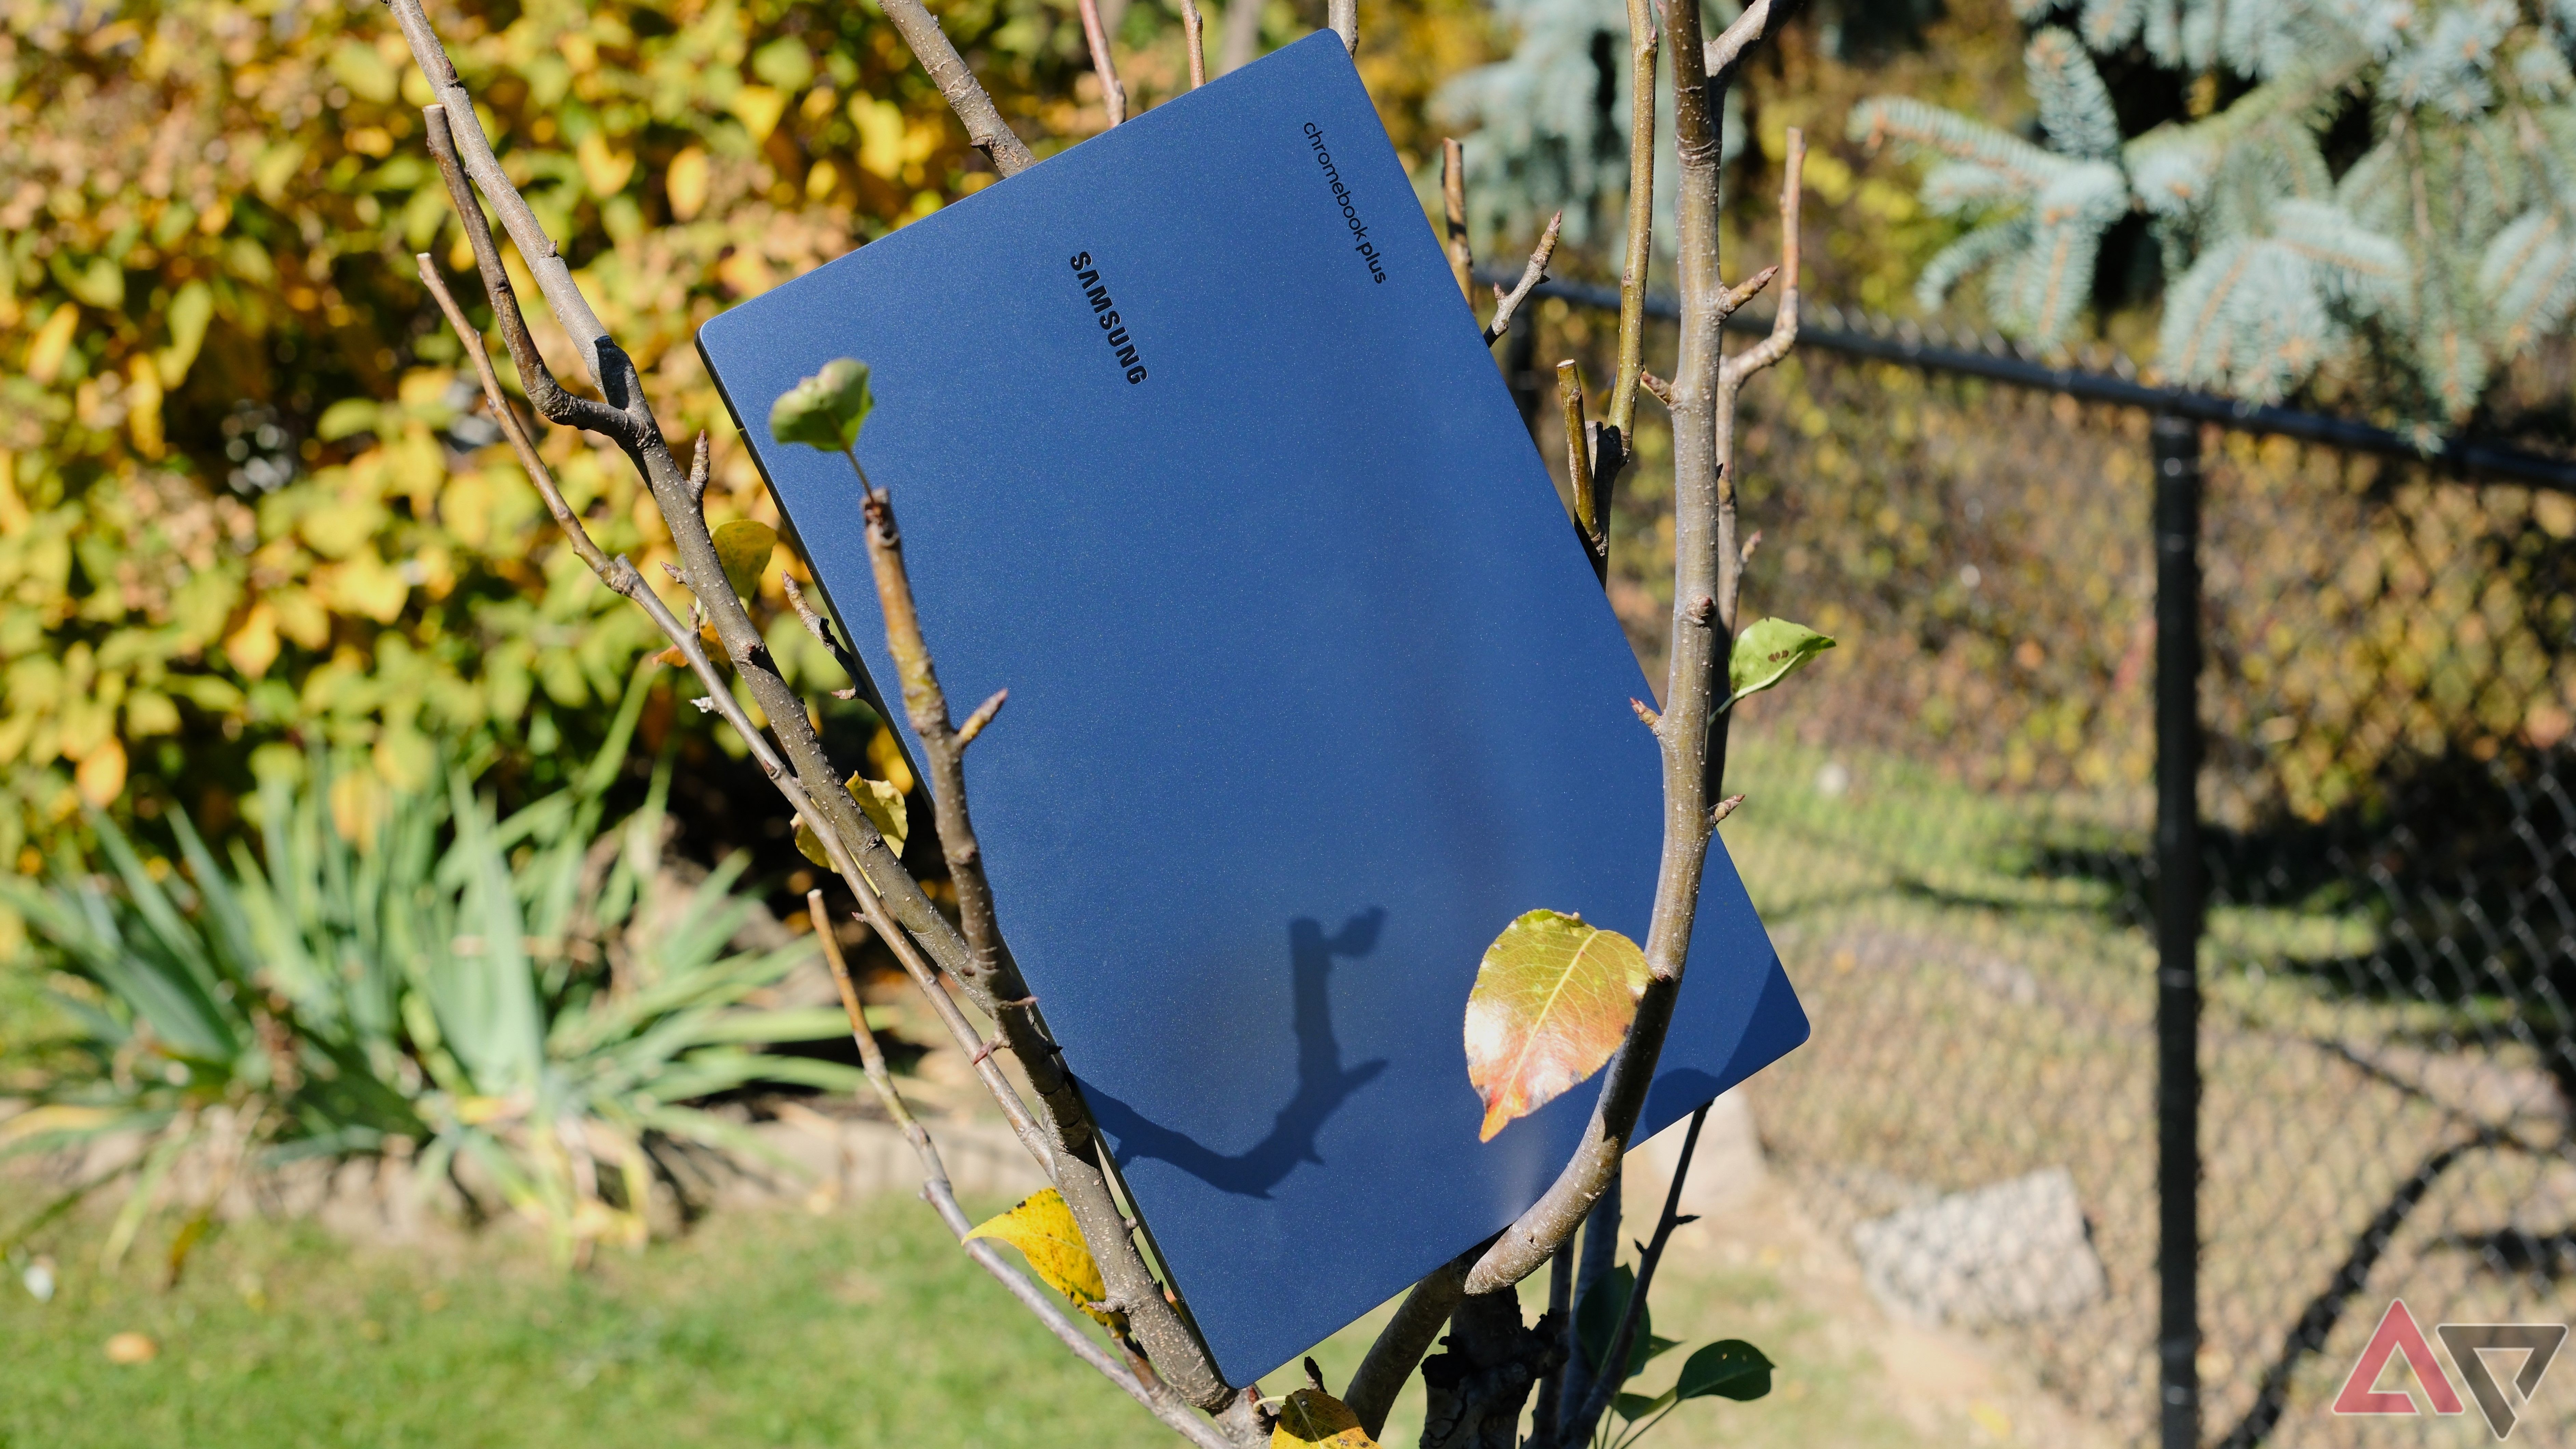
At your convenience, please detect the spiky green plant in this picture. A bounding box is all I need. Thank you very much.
[1,675,862,1268]
[1851,0,2576,424]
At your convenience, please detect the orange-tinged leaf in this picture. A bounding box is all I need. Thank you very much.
[1272,1387,1379,1448]
[964,1189,1122,1329]
[1464,909,1650,1141]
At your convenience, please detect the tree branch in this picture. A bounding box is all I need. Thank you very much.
[875,0,1040,176]
[1328,0,1356,54]
[1606,0,1659,437]
[1442,139,1474,304]
[807,892,1233,1449]
[1076,0,1128,128]
[1461,0,1741,1300]
[1179,0,1208,88]
[1483,211,1561,347]
[1551,1105,1707,1448]
[1343,1249,1472,1437]
[1702,0,1777,81]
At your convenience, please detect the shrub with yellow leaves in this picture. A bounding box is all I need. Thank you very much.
[0,0,1109,871]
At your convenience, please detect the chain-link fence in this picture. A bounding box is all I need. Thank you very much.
[1507,288,2576,1448]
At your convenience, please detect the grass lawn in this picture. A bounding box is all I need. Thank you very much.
[2,1176,1943,1449]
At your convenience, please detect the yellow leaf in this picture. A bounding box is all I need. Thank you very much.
[851,96,905,180]
[963,1190,1123,1329]
[577,131,637,199]
[866,725,916,796]
[0,1103,119,1146]
[125,356,164,459]
[25,303,79,384]
[729,84,786,143]
[666,146,711,221]
[712,519,776,596]
[1464,910,1651,1142]
[156,280,214,389]
[795,772,908,867]
[123,690,179,737]
[225,601,281,679]
[1273,1388,1379,1449]
[313,552,410,624]
[75,738,128,807]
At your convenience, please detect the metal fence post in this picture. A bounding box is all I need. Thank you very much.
[2152,412,2205,1449]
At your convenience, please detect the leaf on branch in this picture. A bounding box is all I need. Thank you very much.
[1674,1339,1774,1401]
[1576,1265,1678,1378]
[769,356,874,453]
[1614,1389,1676,1422]
[1726,618,1836,704]
[1464,909,1650,1142]
[711,519,778,598]
[794,772,908,867]
[963,1189,1125,1331]
[1271,1387,1380,1448]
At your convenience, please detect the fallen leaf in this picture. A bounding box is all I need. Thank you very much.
[1727,618,1835,704]
[711,519,777,597]
[104,1331,157,1365]
[1272,1386,1379,1448]
[964,1190,1123,1330]
[1464,909,1649,1141]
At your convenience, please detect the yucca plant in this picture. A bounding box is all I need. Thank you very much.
[1,672,864,1269]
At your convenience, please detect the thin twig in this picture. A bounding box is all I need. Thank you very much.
[1703,0,1776,80]
[1558,360,1598,558]
[1442,139,1474,305]
[1328,0,1356,54]
[876,0,1039,175]
[806,891,1231,1449]
[1179,0,1208,88]
[1076,0,1129,128]
[837,862,1053,1175]
[1554,1106,1708,1447]
[779,573,862,699]
[1716,130,1803,639]
[1607,0,1660,436]
[1482,211,1561,347]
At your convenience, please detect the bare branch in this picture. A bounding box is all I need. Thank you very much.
[1179,0,1209,88]
[807,891,1232,1449]
[1718,264,1779,325]
[1077,0,1129,128]
[1463,0,1749,1299]
[957,688,1009,747]
[1328,0,1356,54]
[1442,139,1473,305]
[1218,0,1262,75]
[1606,0,1660,435]
[1702,0,1776,81]
[875,0,1039,176]
[1552,1105,1708,1447]
[836,867,1054,1172]
[854,482,1233,1408]
[779,573,862,699]
[1639,371,1673,407]
[1720,130,1804,396]
[1482,211,1560,347]
[1557,360,1596,537]
[1343,1249,1471,1437]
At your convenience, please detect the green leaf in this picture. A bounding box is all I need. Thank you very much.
[1675,1339,1774,1401]
[1578,1265,1664,1378]
[1464,909,1649,1141]
[1726,618,1836,703]
[712,520,777,597]
[1614,1389,1676,1423]
[769,357,873,453]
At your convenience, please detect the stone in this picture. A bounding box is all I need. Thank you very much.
[1850,1167,2105,1328]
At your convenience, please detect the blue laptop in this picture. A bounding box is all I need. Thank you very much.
[697,30,1807,1387]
